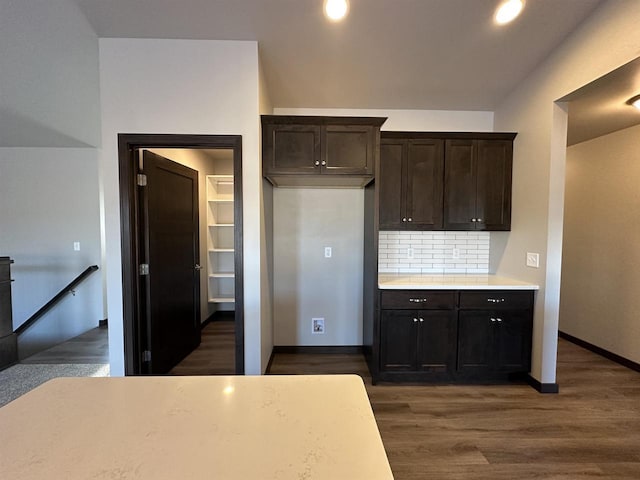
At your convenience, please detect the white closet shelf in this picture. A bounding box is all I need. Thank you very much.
[208,223,234,227]
[208,198,234,203]
[209,273,234,278]
[209,248,234,253]
[209,296,235,303]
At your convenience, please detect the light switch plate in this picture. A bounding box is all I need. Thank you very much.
[526,252,540,268]
[324,247,332,258]
[73,242,81,251]
[312,318,325,334]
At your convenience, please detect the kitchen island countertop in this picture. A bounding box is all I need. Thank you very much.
[0,375,393,480]
[379,273,539,290]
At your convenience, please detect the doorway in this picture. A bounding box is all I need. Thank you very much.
[118,134,244,375]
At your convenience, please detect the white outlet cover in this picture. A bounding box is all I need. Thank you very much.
[526,252,540,268]
[73,242,81,251]
[312,318,325,334]
[324,247,332,258]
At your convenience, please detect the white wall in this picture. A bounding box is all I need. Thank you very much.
[0,0,100,148]
[273,189,364,345]
[0,148,103,358]
[560,124,640,364]
[99,39,265,375]
[493,0,640,383]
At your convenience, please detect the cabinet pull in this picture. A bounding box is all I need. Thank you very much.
[496,318,503,323]
[413,318,418,323]
[491,318,497,322]
[314,160,320,166]
[321,160,326,166]
[471,218,477,222]
[402,217,407,222]
[408,217,413,222]
[409,298,428,303]
[419,318,424,322]
[487,298,506,303]
[477,218,483,223]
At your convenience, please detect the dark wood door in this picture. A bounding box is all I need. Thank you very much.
[379,140,406,230]
[380,310,418,371]
[263,124,321,175]
[406,140,444,230]
[416,311,456,372]
[476,140,512,231]
[323,125,374,175]
[495,311,532,372]
[141,151,201,374]
[457,310,494,375]
[444,139,477,230]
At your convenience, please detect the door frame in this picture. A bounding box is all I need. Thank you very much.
[118,133,244,375]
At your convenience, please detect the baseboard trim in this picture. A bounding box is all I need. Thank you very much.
[265,348,275,375]
[559,330,640,373]
[526,375,559,394]
[201,310,234,329]
[272,345,364,355]
[98,319,108,328]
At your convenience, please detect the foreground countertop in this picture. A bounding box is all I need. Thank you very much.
[0,375,393,480]
[379,273,539,290]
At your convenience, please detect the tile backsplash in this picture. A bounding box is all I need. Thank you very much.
[378,231,490,274]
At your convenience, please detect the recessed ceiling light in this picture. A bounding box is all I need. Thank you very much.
[495,0,524,25]
[324,0,349,22]
[627,94,640,110]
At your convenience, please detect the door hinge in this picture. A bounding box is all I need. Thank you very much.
[142,350,151,362]
[137,173,147,186]
[139,263,149,276]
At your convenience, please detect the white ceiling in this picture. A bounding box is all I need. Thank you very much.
[75,0,604,111]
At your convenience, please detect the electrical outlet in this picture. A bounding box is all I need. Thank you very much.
[407,247,414,259]
[324,247,332,258]
[73,242,81,251]
[526,252,540,268]
[452,248,460,259]
[312,318,325,334]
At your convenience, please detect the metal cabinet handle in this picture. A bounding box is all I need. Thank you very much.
[487,298,506,303]
[413,318,418,323]
[409,298,428,303]
[195,264,203,271]
[402,217,407,222]
[314,160,320,166]
[471,218,477,222]
[419,318,424,322]
[321,160,326,166]
[477,218,483,222]
[408,217,413,222]
[491,318,496,322]
[496,318,503,323]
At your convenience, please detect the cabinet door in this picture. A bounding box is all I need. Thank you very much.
[323,125,374,175]
[444,139,477,230]
[380,310,418,371]
[495,311,532,372]
[379,140,406,230]
[476,140,512,231]
[406,140,444,230]
[416,311,456,372]
[457,310,494,375]
[263,124,321,175]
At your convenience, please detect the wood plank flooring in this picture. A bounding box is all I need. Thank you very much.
[169,320,235,375]
[20,327,109,364]
[268,338,640,480]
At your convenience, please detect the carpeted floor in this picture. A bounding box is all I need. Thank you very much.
[0,363,110,407]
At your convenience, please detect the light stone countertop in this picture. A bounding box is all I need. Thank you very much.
[0,375,394,480]
[379,273,539,290]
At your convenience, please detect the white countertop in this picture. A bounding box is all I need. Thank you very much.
[379,273,539,290]
[0,375,393,480]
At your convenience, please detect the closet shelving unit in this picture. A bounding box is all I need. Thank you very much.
[206,174,235,304]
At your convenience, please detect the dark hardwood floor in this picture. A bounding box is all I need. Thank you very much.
[21,326,109,364]
[268,338,640,480]
[169,319,235,375]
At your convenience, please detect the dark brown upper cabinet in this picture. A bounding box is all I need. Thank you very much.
[444,136,515,231]
[379,137,444,230]
[262,115,386,187]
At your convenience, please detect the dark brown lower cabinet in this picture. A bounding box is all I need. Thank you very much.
[457,310,532,377]
[380,310,456,377]
[377,289,534,383]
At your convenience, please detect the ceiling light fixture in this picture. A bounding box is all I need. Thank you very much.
[495,0,524,25]
[627,94,640,110]
[324,0,349,22]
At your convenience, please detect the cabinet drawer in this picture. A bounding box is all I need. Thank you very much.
[380,290,456,310]
[458,291,534,310]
